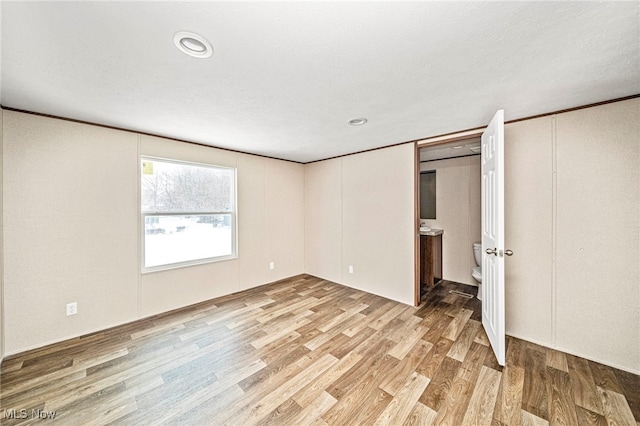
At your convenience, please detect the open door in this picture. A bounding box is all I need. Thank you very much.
[481,109,510,366]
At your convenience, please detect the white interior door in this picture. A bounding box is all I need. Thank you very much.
[481,109,507,366]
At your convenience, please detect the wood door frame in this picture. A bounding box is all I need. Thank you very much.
[413,131,484,306]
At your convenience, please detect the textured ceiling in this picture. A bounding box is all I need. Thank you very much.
[1,2,638,163]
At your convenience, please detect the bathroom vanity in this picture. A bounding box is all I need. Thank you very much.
[419,229,443,292]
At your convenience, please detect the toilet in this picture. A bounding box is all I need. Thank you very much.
[472,242,482,300]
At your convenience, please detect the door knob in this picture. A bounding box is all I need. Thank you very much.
[505,249,513,256]
[486,248,497,256]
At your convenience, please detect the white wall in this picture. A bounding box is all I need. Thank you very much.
[2,111,305,355]
[554,100,639,373]
[304,158,342,284]
[419,156,481,286]
[264,158,305,283]
[3,112,139,354]
[500,100,638,373]
[504,116,554,346]
[342,145,415,304]
[304,143,415,305]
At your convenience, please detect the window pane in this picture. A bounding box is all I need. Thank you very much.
[142,159,234,213]
[144,214,232,268]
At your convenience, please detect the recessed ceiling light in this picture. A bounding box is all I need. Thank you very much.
[173,31,213,58]
[348,118,368,126]
[452,145,464,149]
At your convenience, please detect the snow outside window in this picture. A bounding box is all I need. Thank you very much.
[141,157,237,272]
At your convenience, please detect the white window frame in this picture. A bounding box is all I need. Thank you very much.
[140,156,237,273]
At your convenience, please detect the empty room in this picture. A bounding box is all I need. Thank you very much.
[0,2,639,425]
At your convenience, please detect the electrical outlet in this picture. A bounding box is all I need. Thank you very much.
[269,261,275,270]
[348,265,354,274]
[66,302,78,316]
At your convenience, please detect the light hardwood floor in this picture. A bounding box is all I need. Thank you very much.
[1,275,638,425]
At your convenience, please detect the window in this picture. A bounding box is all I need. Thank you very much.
[141,157,236,271]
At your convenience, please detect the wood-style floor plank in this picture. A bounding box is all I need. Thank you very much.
[415,337,454,379]
[545,347,569,373]
[546,366,579,425]
[575,405,608,426]
[521,409,550,426]
[379,339,433,397]
[566,354,604,415]
[613,367,640,422]
[289,391,337,426]
[418,356,461,412]
[373,371,430,426]
[1,275,638,426]
[522,345,550,421]
[403,402,438,426]
[447,319,481,362]
[462,365,502,425]
[493,365,525,425]
[597,386,637,426]
[588,360,624,394]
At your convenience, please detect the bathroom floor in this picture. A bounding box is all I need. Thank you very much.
[421,279,482,322]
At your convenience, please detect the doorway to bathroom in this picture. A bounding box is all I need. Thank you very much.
[415,110,508,366]
[415,135,483,302]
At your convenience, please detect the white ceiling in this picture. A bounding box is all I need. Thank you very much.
[1,2,638,163]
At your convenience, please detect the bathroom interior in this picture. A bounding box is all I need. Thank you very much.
[418,137,483,300]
